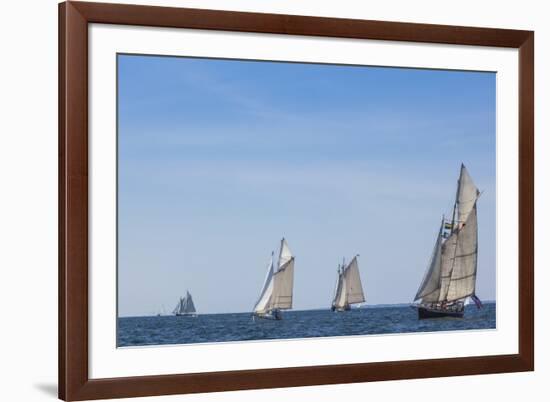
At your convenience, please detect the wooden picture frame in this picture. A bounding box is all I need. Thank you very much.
[59,1,534,400]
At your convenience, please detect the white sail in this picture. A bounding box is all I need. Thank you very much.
[253,254,275,314]
[278,238,293,269]
[333,256,365,308]
[253,239,294,313]
[442,165,479,302]
[445,205,478,301]
[332,265,342,305]
[183,291,197,314]
[415,221,443,303]
[456,164,479,227]
[271,258,294,309]
[438,230,458,301]
[332,267,345,308]
[344,256,365,304]
[335,273,346,308]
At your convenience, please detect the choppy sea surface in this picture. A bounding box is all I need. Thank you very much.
[117,302,496,347]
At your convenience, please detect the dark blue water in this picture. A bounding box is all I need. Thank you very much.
[117,303,496,347]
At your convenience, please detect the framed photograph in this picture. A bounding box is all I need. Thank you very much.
[59,1,534,400]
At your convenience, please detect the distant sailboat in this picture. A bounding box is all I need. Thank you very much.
[173,290,197,317]
[253,238,295,320]
[413,164,482,319]
[331,255,365,312]
[156,305,166,317]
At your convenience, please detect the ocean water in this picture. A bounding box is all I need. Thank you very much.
[117,302,496,347]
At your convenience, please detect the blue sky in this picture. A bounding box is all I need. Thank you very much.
[117,54,496,317]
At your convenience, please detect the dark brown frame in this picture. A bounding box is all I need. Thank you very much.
[59,1,534,400]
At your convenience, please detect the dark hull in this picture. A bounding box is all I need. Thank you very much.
[254,309,283,320]
[331,305,351,312]
[256,315,282,321]
[418,306,464,319]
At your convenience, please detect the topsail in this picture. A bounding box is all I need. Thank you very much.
[253,238,295,316]
[415,164,480,305]
[332,255,365,310]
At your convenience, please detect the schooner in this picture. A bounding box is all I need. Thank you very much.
[331,255,365,312]
[252,238,295,320]
[173,290,197,317]
[413,164,483,319]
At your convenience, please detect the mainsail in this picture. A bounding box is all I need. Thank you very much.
[332,255,365,309]
[414,220,444,303]
[173,291,197,315]
[253,238,295,314]
[415,164,480,304]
